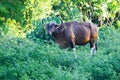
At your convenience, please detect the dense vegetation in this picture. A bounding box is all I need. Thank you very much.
[0,0,120,80]
[0,25,120,80]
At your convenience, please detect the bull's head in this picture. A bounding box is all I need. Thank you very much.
[42,18,63,35]
[45,22,59,35]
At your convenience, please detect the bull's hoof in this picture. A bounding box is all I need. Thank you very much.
[73,53,77,58]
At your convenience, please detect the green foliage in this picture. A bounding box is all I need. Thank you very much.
[116,20,120,29]
[52,0,82,21]
[0,0,53,37]
[98,25,115,40]
[0,27,120,80]
[0,0,120,80]
[52,0,120,25]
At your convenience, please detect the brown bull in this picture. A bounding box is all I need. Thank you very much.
[45,21,98,58]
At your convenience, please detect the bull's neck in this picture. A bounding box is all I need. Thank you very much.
[52,27,64,38]
[52,30,59,38]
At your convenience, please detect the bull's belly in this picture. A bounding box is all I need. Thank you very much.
[56,40,70,48]
[55,36,90,48]
[75,37,90,45]
[75,41,89,45]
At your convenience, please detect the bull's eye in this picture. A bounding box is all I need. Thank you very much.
[49,26,53,29]
[49,26,51,28]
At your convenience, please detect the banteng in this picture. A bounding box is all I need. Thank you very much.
[45,21,98,58]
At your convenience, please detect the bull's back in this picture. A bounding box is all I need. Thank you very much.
[65,22,97,45]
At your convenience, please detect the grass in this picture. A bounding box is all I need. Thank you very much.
[0,28,120,80]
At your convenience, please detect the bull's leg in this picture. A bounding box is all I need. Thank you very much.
[69,39,77,58]
[94,43,97,54]
[90,47,95,55]
[65,48,69,53]
[90,40,97,55]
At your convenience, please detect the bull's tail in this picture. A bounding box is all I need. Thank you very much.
[95,41,97,51]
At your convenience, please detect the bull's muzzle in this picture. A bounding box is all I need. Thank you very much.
[49,32,52,35]
[48,31,52,35]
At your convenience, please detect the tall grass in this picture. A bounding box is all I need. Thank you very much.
[0,27,120,80]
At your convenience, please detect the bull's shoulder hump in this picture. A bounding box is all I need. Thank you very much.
[62,22,73,29]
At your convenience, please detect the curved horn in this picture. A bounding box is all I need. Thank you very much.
[42,19,45,24]
[60,18,63,24]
